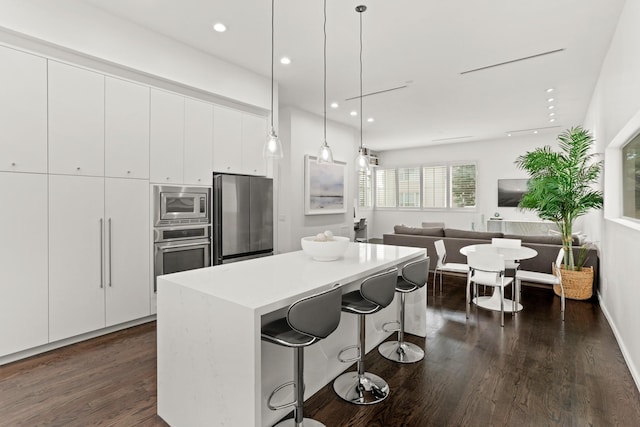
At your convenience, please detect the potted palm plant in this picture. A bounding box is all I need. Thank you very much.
[515,126,603,299]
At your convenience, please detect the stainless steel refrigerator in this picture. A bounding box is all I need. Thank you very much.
[212,173,274,264]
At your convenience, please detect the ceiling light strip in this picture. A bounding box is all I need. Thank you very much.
[460,48,566,75]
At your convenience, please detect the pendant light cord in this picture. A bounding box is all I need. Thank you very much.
[323,0,327,143]
[271,0,275,130]
[359,8,363,151]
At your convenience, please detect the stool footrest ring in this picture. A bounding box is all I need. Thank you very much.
[382,320,400,333]
[337,344,360,363]
[267,381,297,410]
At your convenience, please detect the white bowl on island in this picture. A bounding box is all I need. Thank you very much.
[301,235,350,261]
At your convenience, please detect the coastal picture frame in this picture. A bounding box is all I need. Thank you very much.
[304,155,347,215]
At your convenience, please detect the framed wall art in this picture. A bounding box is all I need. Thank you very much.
[304,155,347,215]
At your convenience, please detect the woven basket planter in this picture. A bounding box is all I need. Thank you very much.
[554,265,594,300]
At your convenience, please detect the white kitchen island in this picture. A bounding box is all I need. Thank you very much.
[157,243,426,427]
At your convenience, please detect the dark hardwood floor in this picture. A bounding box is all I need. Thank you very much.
[2,276,639,426]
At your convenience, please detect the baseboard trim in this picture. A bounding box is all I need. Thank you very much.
[598,291,640,394]
[0,315,156,366]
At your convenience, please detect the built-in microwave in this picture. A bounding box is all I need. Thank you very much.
[154,185,211,227]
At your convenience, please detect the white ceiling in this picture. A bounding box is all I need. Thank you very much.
[82,0,625,152]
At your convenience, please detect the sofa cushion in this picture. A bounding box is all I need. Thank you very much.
[444,228,503,239]
[394,225,444,237]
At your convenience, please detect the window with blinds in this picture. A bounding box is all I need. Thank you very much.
[423,165,448,208]
[398,167,421,208]
[358,170,372,208]
[375,168,397,207]
[451,164,477,208]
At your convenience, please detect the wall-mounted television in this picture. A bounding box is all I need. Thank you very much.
[497,179,529,207]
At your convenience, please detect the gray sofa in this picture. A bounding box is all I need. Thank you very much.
[383,225,599,292]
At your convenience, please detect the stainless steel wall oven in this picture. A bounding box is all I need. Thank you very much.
[153,186,212,291]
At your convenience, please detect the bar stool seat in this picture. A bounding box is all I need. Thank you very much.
[333,268,398,405]
[378,257,430,363]
[262,285,342,427]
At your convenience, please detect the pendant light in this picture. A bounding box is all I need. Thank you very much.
[263,0,283,159]
[354,5,370,172]
[317,0,334,164]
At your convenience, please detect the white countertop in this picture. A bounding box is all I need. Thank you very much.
[159,242,425,314]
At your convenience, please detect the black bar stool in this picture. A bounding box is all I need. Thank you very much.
[378,257,430,363]
[333,268,398,405]
[262,285,342,427]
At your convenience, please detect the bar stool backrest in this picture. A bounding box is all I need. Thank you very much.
[360,268,398,308]
[402,258,430,289]
[287,286,342,339]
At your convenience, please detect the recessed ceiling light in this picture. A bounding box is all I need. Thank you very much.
[507,133,512,137]
[367,118,374,122]
[280,57,291,65]
[549,112,556,117]
[548,105,555,110]
[547,98,555,102]
[213,23,227,32]
[330,102,339,108]
[350,110,358,116]
[547,88,554,93]
[550,118,556,123]
[533,130,539,134]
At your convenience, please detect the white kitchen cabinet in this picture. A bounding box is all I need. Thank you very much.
[150,89,184,184]
[213,106,267,176]
[0,46,47,174]
[49,175,106,342]
[241,112,267,176]
[48,61,105,177]
[104,178,150,326]
[212,105,242,173]
[184,98,213,185]
[0,173,48,357]
[105,77,150,179]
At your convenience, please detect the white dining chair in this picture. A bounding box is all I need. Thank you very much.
[466,251,514,327]
[433,239,468,295]
[515,248,566,320]
[491,237,522,270]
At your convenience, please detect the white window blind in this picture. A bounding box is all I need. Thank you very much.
[398,167,421,207]
[423,166,448,208]
[375,168,397,208]
[358,170,372,208]
[451,164,477,208]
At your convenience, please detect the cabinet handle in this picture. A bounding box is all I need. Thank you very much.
[99,218,104,288]
[108,218,112,287]
[77,167,81,171]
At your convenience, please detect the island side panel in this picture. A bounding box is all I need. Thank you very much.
[157,277,260,427]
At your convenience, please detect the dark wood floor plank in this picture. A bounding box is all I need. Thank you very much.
[1,275,639,426]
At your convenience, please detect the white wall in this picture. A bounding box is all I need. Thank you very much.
[276,107,357,253]
[371,133,562,238]
[582,0,640,392]
[0,0,270,110]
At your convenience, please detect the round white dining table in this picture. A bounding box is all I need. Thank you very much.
[459,244,538,312]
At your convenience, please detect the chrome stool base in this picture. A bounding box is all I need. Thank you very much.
[333,371,389,405]
[274,418,326,427]
[378,340,424,363]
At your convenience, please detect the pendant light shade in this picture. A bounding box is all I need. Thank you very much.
[355,5,370,172]
[317,0,334,164]
[264,0,283,159]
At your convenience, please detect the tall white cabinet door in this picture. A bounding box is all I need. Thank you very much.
[241,113,267,176]
[49,175,106,342]
[0,46,47,173]
[184,98,213,185]
[212,105,242,173]
[104,178,150,326]
[0,173,48,357]
[48,61,105,176]
[150,89,184,184]
[105,77,150,179]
